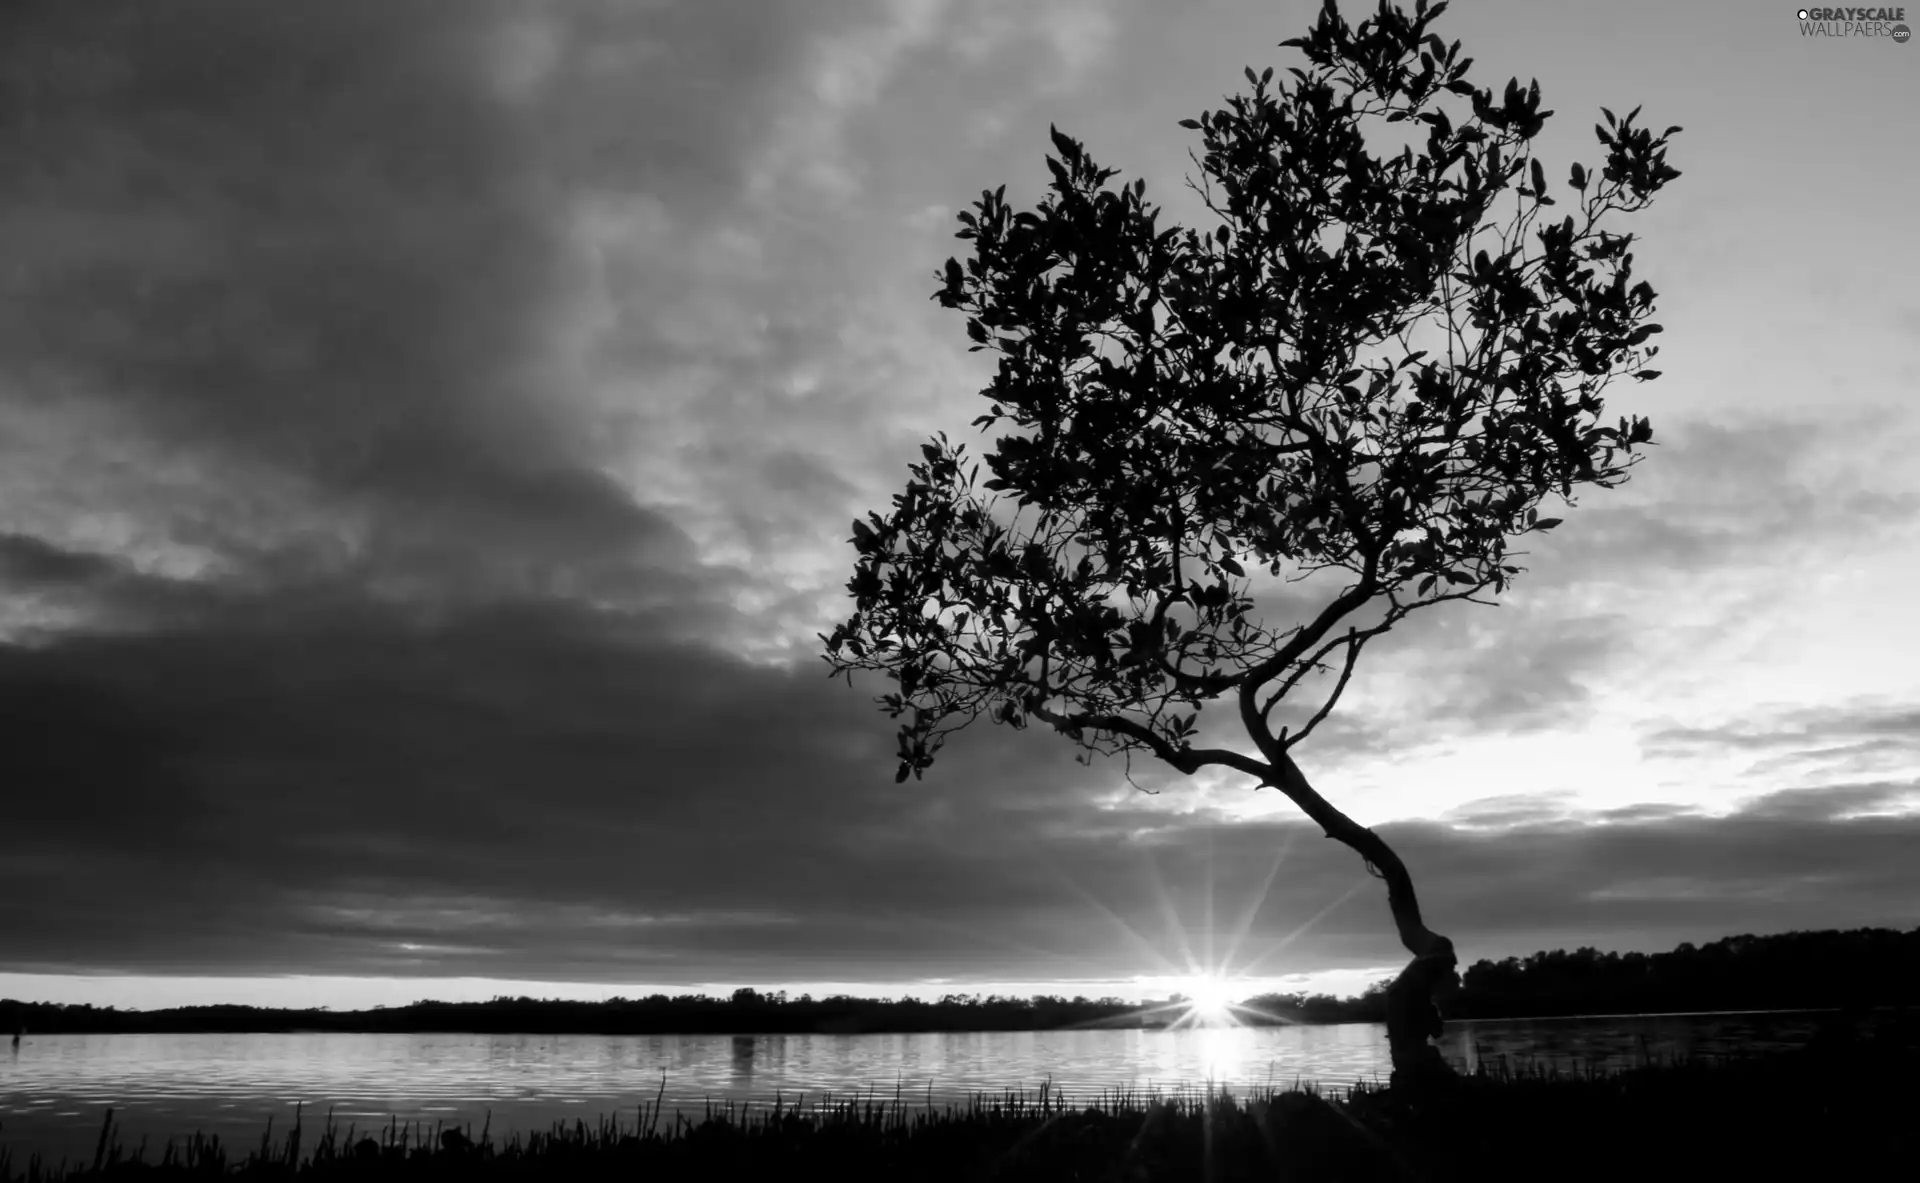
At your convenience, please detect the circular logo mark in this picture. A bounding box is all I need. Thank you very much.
[1797,7,1810,16]
[1894,23,1911,42]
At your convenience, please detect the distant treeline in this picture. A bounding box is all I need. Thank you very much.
[5,927,1916,1036]
[1441,925,1919,1020]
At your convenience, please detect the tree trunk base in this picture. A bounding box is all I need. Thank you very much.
[1384,934,1460,1096]
[1387,1050,1459,1096]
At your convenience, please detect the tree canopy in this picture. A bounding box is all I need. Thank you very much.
[824,0,1676,791]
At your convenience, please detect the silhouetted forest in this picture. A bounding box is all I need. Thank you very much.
[5,927,1915,1036]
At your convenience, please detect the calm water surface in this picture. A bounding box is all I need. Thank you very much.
[0,1011,1851,1169]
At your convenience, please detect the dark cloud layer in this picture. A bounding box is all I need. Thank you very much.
[0,0,869,598]
[3,535,1917,987]
[6,3,558,493]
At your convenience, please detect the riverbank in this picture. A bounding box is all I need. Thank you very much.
[3,1014,1913,1182]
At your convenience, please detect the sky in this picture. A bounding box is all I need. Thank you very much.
[1,0,1916,1013]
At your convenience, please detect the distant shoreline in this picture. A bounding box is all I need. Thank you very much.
[7,926,1914,1037]
[3,1004,1891,1039]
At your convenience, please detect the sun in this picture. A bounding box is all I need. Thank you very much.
[1176,974,1239,1025]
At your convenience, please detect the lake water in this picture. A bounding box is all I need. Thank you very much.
[0,1011,1855,1170]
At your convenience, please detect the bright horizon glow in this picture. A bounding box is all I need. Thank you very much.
[1170,973,1241,1025]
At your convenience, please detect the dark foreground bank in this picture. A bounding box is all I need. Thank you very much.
[4,1013,1914,1183]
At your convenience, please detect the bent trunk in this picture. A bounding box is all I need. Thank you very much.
[1267,751,1458,1090]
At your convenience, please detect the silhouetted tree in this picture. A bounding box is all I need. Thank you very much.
[824,0,1680,1089]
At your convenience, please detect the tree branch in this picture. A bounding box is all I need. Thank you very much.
[1240,566,1377,700]
[1282,625,1369,751]
[1027,699,1270,781]
[1261,623,1356,722]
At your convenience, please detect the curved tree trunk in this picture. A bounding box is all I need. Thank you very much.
[1266,751,1459,1091]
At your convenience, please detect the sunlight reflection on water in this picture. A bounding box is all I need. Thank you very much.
[0,1012,1851,1170]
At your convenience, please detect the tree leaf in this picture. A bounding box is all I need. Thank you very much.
[1048,124,1077,163]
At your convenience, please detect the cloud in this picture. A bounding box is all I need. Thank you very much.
[1643,701,1920,755]
[1,535,1915,988]
[0,534,122,591]
[1640,700,1920,796]
[0,0,768,617]
[1519,415,1920,589]
[945,0,1119,93]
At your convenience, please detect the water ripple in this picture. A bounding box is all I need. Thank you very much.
[0,1012,1849,1169]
